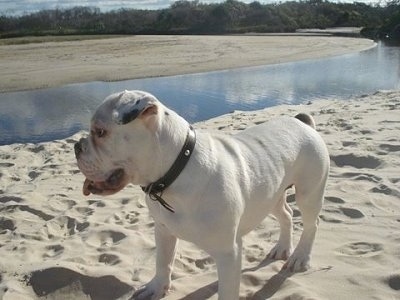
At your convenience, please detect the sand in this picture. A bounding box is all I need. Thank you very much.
[0,34,398,299]
[0,35,374,92]
[0,88,399,299]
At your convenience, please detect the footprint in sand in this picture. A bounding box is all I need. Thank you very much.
[319,214,342,223]
[330,153,382,169]
[43,244,64,258]
[339,207,365,219]
[286,193,295,203]
[28,170,41,180]
[0,162,14,167]
[121,198,131,205]
[370,183,400,197]
[48,197,77,211]
[99,253,121,265]
[27,144,46,154]
[340,173,391,193]
[342,141,358,147]
[0,196,24,203]
[379,143,400,153]
[289,195,364,222]
[321,195,364,223]
[321,207,365,223]
[390,177,400,184]
[125,211,140,224]
[0,204,53,221]
[0,217,15,231]
[45,216,89,238]
[86,230,127,248]
[325,196,345,204]
[335,241,383,257]
[194,256,214,269]
[75,206,94,216]
[354,173,382,183]
[292,209,301,217]
[386,274,400,291]
[88,200,106,207]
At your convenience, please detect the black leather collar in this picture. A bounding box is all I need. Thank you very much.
[141,125,196,213]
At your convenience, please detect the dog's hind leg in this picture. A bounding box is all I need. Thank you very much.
[284,175,327,272]
[268,193,294,260]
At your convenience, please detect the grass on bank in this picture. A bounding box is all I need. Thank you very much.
[0,34,128,45]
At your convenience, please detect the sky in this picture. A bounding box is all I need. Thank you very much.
[0,0,385,16]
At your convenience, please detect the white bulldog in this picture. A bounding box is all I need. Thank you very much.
[74,90,329,300]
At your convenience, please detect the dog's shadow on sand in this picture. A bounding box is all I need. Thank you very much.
[245,268,293,300]
[177,257,292,300]
[29,267,133,300]
[27,258,291,300]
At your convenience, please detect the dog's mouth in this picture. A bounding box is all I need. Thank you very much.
[82,168,127,196]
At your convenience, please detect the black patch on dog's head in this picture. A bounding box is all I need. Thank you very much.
[119,109,140,125]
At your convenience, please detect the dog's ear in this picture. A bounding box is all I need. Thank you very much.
[113,91,158,125]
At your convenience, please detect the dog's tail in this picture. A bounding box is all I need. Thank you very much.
[295,113,316,129]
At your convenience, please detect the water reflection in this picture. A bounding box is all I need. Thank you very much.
[0,43,399,145]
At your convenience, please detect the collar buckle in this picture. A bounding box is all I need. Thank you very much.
[141,125,196,213]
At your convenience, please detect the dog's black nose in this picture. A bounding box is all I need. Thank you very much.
[74,141,82,158]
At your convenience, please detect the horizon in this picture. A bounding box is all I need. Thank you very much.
[0,0,385,16]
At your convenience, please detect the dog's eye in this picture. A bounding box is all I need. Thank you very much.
[93,128,106,138]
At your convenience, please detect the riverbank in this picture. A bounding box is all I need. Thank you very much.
[0,35,374,93]
[0,89,399,299]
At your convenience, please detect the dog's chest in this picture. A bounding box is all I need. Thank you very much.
[146,198,194,236]
[146,196,224,247]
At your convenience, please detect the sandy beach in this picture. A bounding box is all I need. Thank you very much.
[0,35,399,299]
[0,35,374,92]
[0,89,399,299]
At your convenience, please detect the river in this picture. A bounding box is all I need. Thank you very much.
[0,42,398,145]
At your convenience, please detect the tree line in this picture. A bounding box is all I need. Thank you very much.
[0,0,399,44]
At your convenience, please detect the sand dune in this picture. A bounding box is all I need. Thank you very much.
[0,89,399,299]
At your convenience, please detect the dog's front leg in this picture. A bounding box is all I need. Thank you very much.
[133,223,178,300]
[213,238,242,300]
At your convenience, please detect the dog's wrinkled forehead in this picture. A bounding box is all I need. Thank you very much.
[92,90,157,125]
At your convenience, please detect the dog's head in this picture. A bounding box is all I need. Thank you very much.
[74,90,162,196]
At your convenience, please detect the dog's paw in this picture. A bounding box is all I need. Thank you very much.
[132,277,170,300]
[283,250,311,272]
[267,243,292,260]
